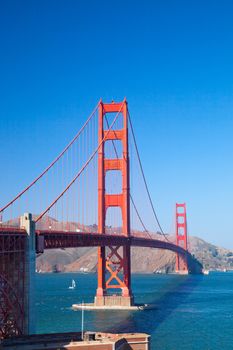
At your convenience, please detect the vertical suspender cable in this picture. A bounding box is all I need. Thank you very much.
[127,111,171,243]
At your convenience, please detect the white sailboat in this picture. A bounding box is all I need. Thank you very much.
[69,279,76,289]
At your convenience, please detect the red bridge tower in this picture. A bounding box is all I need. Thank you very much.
[175,203,188,274]
[95,100,133,307]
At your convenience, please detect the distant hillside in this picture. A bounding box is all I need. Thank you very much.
[188,236,233,271]
[36,233,233,273]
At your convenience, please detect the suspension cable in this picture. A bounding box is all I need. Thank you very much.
[104,116,150,236]
[0,101,100,214]
[35,100,125,223]
[127,111,171,243]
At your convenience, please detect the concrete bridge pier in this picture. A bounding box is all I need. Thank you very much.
[20,213,36,335]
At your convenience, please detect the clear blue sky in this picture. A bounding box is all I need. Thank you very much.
[1,0,233,248]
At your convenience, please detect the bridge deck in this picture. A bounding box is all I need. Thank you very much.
[0,226,202,274]
[0,227,187,255]
[35,229,187,256]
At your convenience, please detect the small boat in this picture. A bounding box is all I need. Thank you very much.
[69,279,76,289]
[80,267,88,274]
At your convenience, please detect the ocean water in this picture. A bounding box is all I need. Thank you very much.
[35,272,233,350]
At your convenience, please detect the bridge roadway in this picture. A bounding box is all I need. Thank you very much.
[0,227,190,258]
[36,229,188,257]
[0,226,201,273]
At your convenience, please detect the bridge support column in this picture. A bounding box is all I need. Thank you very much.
[20,213,36,334]
[95,100,133,308]
[175,203,189,274]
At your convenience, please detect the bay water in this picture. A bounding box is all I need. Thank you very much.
[35,272,233,349]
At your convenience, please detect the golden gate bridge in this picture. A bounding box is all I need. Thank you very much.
[0,99,202,338]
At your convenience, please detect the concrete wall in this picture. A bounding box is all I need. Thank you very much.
[95,295,133,307]
[20,213,36,335]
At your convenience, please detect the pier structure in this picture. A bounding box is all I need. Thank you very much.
[20,213,36,334]
[0,213,35,338]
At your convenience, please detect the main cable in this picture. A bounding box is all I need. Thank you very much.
[0,101,100,214]
[104,115,152,238]
[35,100,125,223]
[127,111,171,243]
